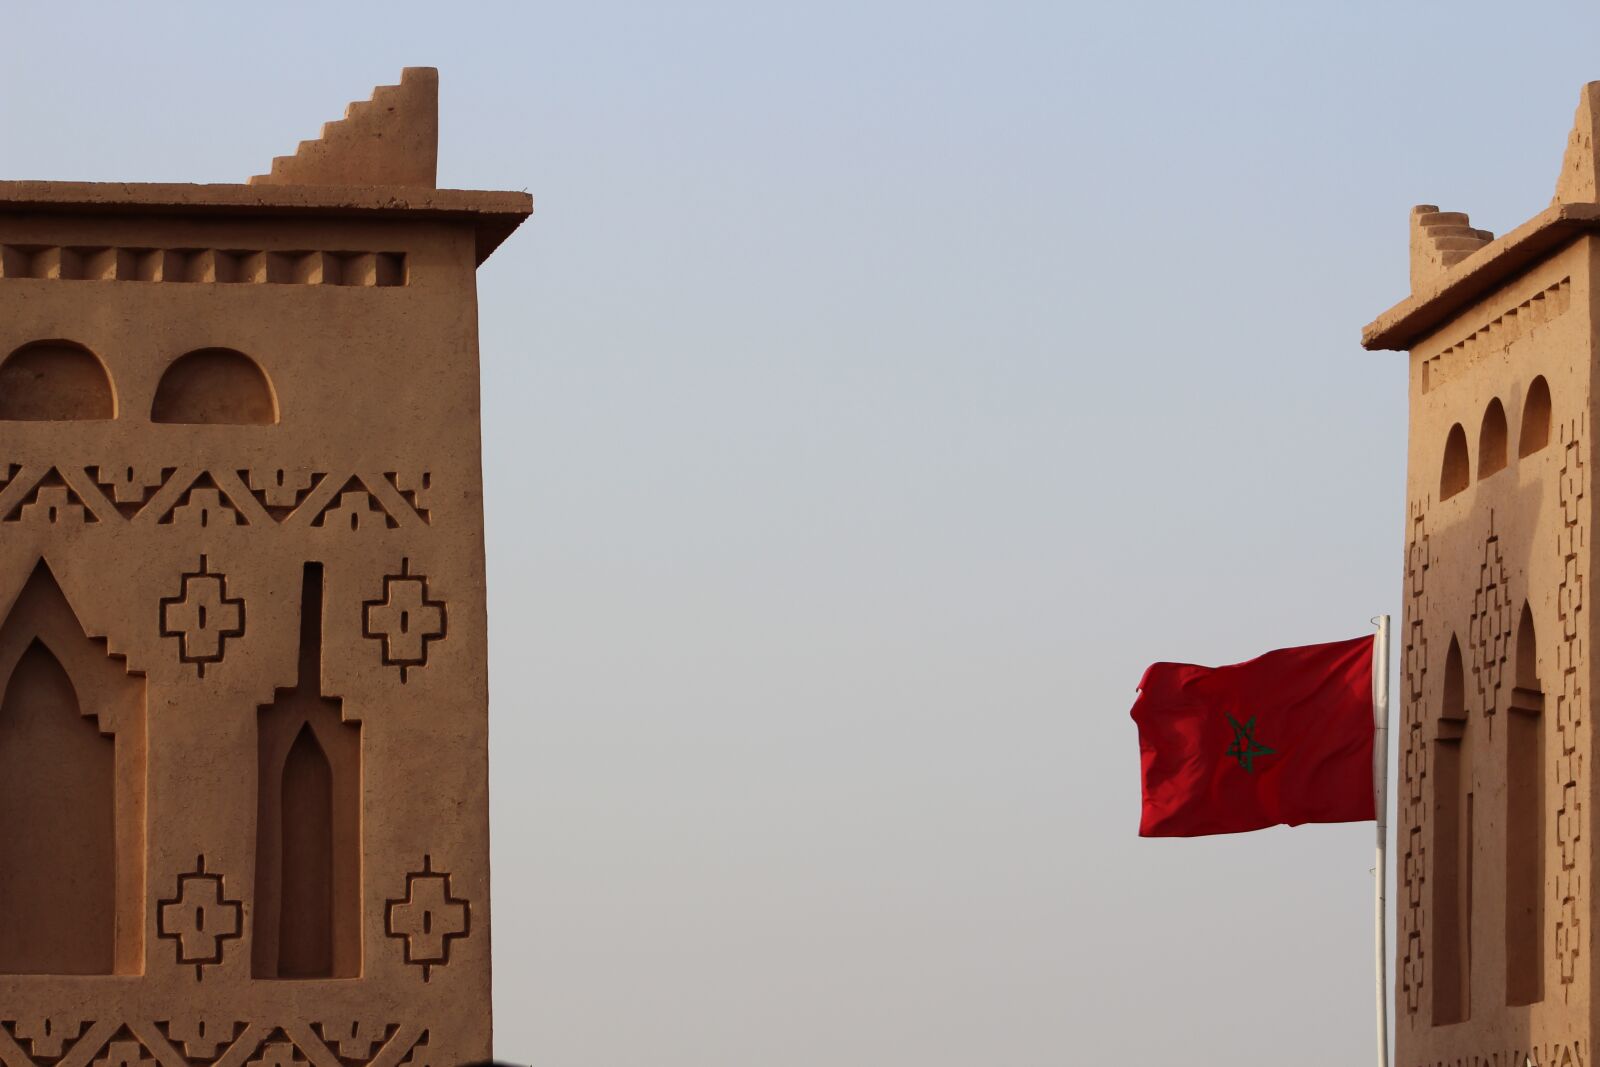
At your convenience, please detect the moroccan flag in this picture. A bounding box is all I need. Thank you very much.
[1132,636,1375,837]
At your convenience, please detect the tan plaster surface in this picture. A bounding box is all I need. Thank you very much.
[0,68,529,1067]
[1368,84,1600,1067]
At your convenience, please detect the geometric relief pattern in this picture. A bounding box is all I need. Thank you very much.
[159,557,245,678]
[0,1018,86,1066]
[392,1034,434,1067]
[362,560,446,683]
[0,245,406,287]
[385,856,468,981]
[1,467,107,525]
[154,1018,244,1066]
[91,465,173,519]
[383,471,432,525]
[0,467,433,528]
[311,1024,398,1067]
[1555,417,1586,995]
[313,477,398,532]
[1444,1041,1586,1067]
[88,1027,160,1067]
[240,1030,306,1067]
[157,474,248,529]
[0,1019,432,1067]
[238,469,318,523]
[156,856,242,980]
[1400,498,1429,1016]
[1423,276,1573,394]
[1469,511,1513,720]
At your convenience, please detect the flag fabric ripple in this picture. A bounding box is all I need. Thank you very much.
[1131,636,1376,837]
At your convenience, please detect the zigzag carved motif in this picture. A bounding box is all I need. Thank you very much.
[0,467,430,528]
[0,1018,428,1067]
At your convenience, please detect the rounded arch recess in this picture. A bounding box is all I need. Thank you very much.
[1441,424,1470,500]
[0,341,115,421]
[1479,398,1508,479]
[1521,376,1551,458]
[151,348,278,426]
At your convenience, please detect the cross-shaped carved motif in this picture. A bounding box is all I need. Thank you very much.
[363,559,446,682]
[385,855,469,981]
[160,556,245,677]
[157,855,242,979]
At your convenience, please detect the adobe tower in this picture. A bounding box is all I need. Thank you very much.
[0,70,530,1066]
[1362,86,1600,1065]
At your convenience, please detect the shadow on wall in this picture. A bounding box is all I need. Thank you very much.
[1418,369,1557,1055]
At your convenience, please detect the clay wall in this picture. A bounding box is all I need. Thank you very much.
[0,205,498,1065]
[1395,237,1593,1066]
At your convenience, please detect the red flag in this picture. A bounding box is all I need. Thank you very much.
[1131,636,1375,837]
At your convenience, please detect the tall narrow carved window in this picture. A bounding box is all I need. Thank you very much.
[1479,398,1508,479]
[1433,635,1471,1025]
[1507,604,1545,1005]
[1520,376,1551,458]
[0,561,145,975]
[281,724,335,977]
[254,564,361,978]
[1441,424,1470,500]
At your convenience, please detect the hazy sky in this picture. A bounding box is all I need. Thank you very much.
[7,2,1600,1062]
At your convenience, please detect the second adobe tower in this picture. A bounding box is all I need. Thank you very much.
[1364,83,1600,1066]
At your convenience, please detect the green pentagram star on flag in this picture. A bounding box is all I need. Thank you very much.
[1225,713,1274,772]
[1131,635,1375,836]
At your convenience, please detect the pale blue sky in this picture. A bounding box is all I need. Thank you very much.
[4,2,1595,1062]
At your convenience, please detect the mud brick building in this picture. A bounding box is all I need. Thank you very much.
[0,68,529,1067]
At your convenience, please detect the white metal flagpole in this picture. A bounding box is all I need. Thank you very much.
[1373,614,1391,1067]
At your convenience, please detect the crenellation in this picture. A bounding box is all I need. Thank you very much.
[1412,204,1496,291]
[250,68,438,190]
[1555,82,1600,205]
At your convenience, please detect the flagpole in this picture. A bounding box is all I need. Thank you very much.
[1373,614,1391,1067]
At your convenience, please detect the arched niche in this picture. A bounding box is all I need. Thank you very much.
[0,561,145,975]
[1479,398,1508,479]
[254,563,361,979]
[151,348,278,425]
[1433,634,1471,1025]
[1441,424,1470,500]
[1520,376,1551,458]
[1507,603,1545,1006]
[0,341,115,421]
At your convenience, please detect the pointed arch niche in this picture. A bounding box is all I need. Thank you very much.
[1506,603,1545,1006]
[253,563,361,979]
[1433,635,1472,1025]
[0,561,145,975]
